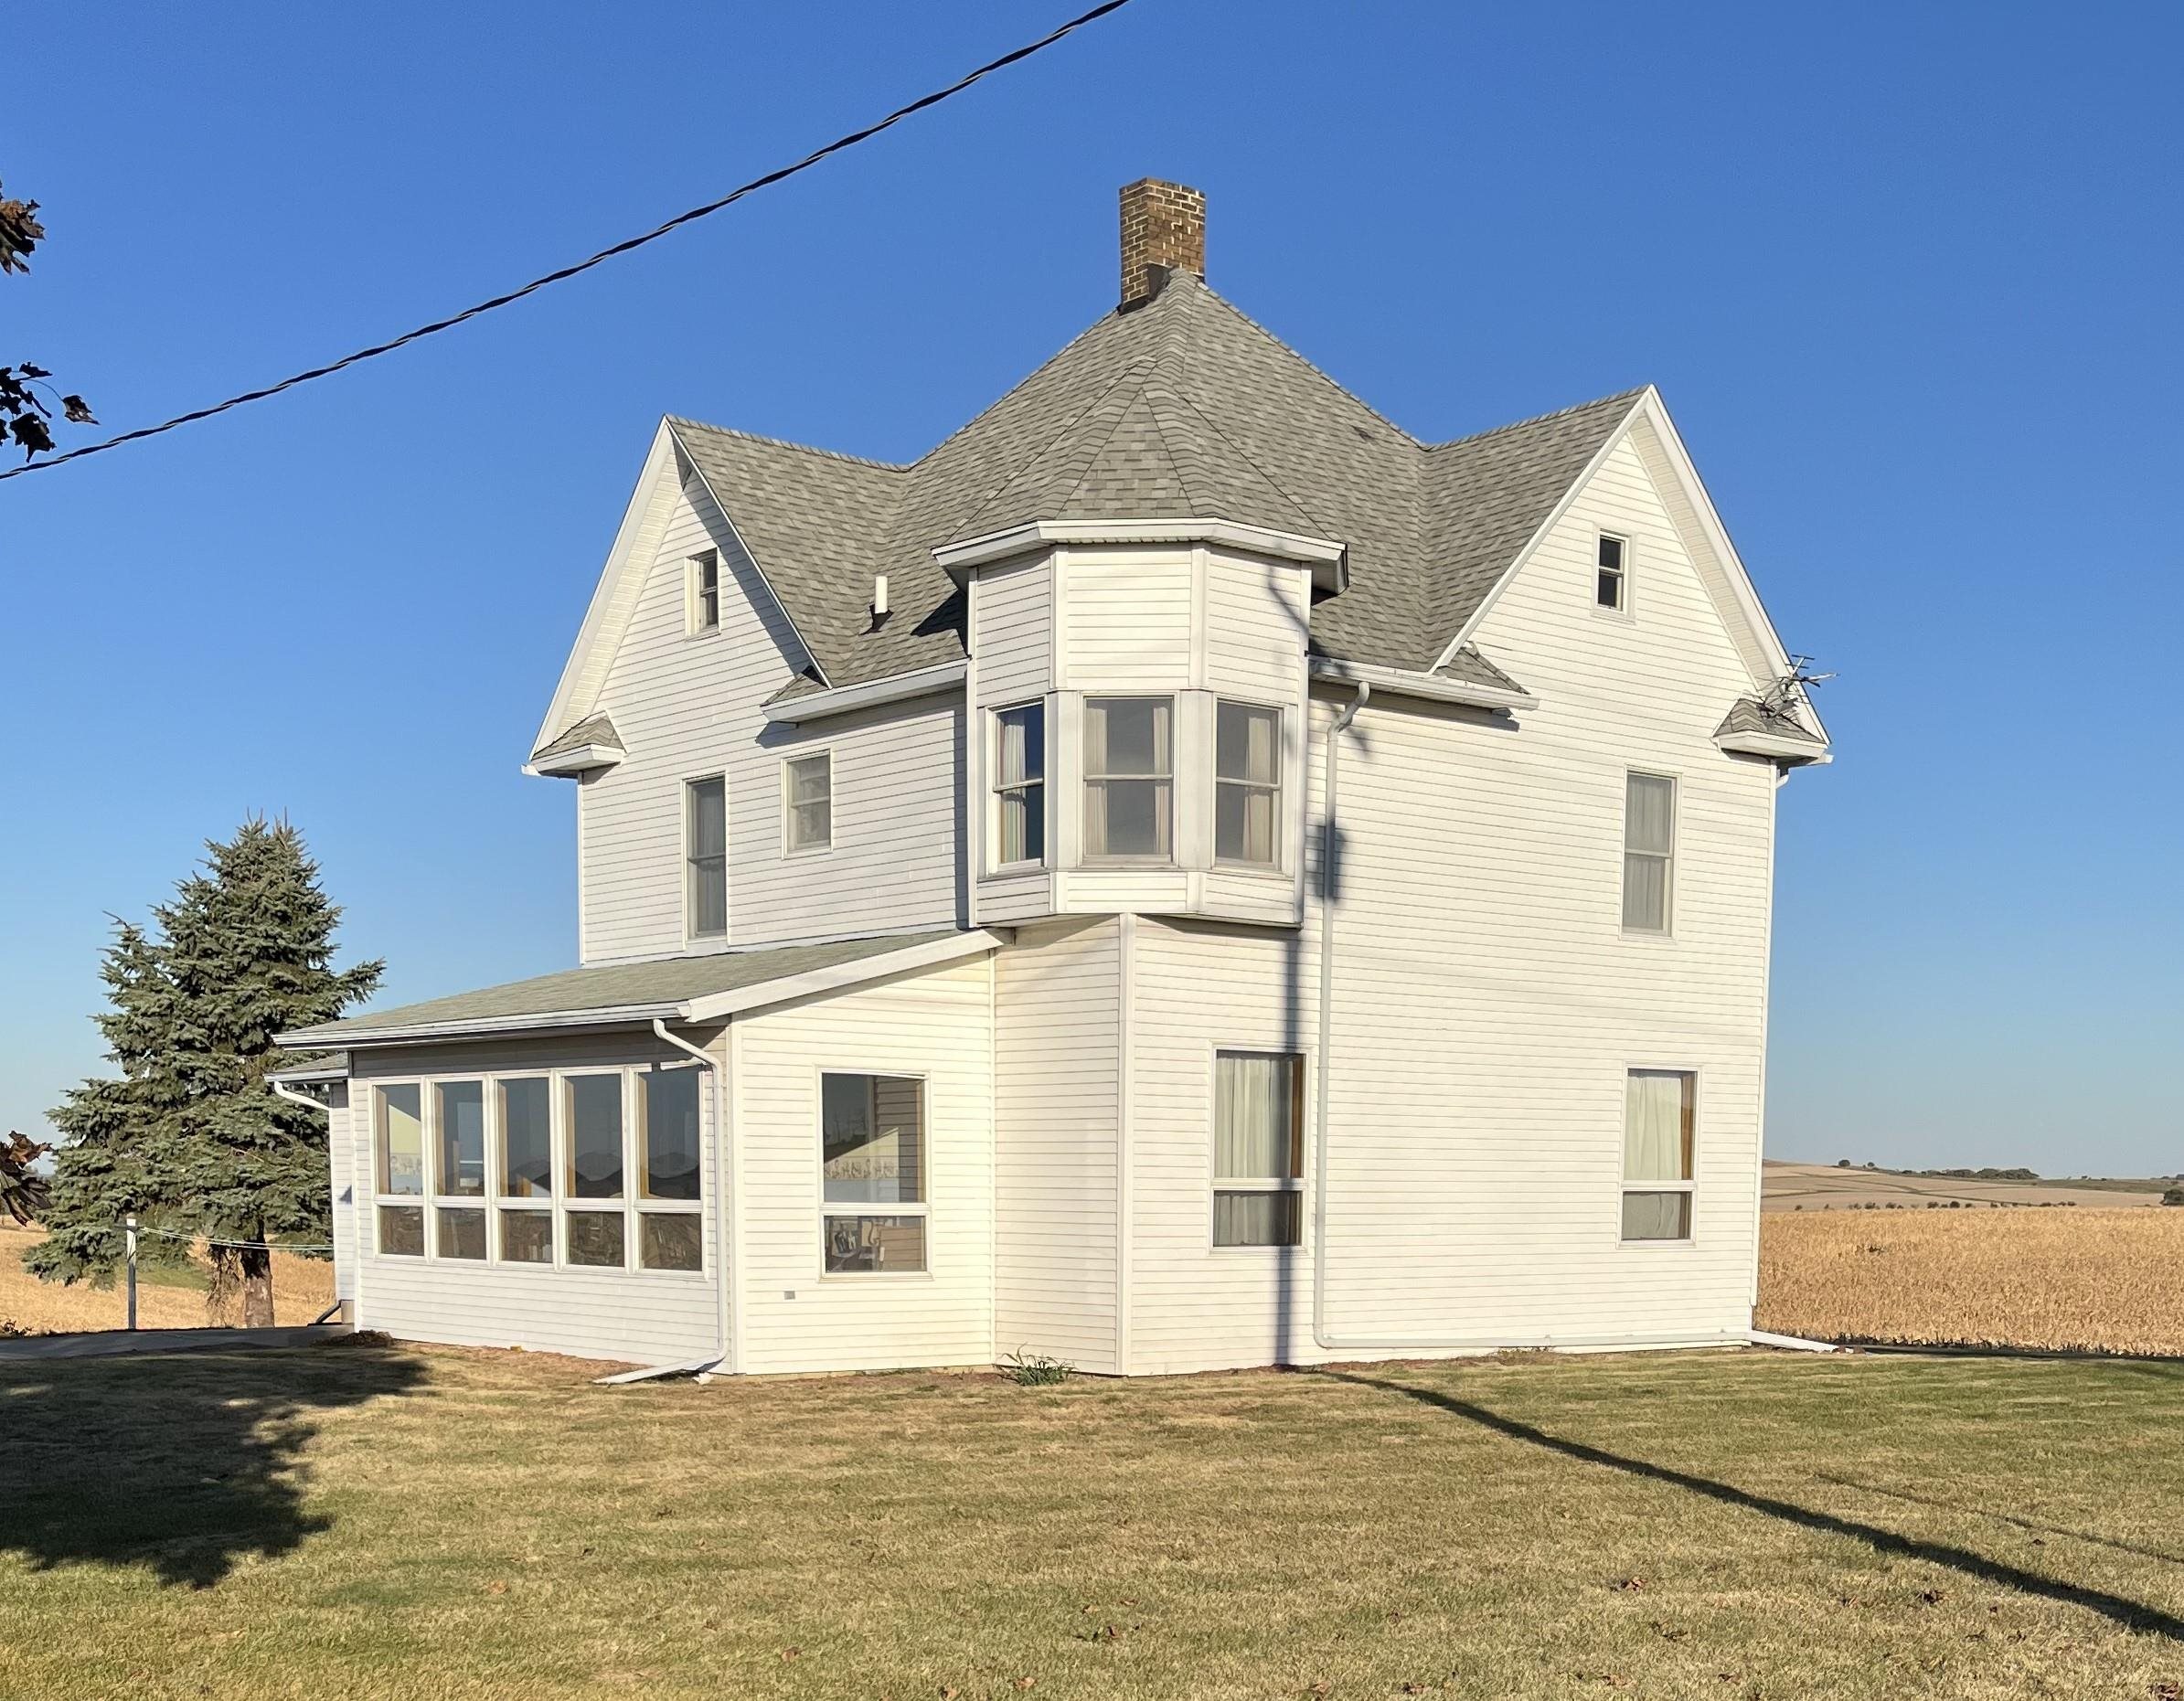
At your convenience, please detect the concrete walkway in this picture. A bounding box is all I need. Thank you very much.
[0,1324,349,1362]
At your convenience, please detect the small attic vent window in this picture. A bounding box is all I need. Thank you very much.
[1596,535,1627,611]
[689,550,720,633]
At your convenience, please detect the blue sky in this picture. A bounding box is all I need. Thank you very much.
[5,2,2178,1174]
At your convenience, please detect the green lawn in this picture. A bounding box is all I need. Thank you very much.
[4,1342,2182,1700]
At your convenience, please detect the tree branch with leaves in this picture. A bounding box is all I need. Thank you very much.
[2,177,95,458]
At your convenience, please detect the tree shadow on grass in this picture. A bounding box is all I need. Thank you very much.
[0,1338,425,1589]
[1323,1371,2184,1642]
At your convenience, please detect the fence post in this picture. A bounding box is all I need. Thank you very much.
[124,1215,138,1331]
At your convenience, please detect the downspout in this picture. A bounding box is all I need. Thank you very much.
[1306,686,1781,1356]
[653,1017,731,1375]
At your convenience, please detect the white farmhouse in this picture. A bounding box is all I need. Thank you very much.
[275,180,1829,1375]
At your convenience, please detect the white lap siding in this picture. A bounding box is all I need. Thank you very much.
[325,1083,356,1304]
[730,954,996,1374]
[346,1029,723,1366]
[576,473,961,963]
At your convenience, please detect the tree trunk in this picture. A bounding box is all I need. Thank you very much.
[240,1237,274,1328]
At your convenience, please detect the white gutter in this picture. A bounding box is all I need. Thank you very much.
[934,516,1348,594]
[652,1017,732,1377]
[762,661,966,727]
[1309,656,1537,713]
[278,1001,689,1050]
[1306,681,1767,1358]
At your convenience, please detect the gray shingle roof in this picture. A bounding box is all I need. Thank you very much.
[1433,644,1528,695]
[663,271,1646,687]
[279,930,967,1045]
[1715,696,1827,744]
[529,711,623,764]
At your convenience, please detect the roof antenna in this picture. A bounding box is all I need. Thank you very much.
[1762,654,1835,718]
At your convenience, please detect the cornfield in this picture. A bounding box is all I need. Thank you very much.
[0,1225,336,1335]
[1758,1206,2184,1355]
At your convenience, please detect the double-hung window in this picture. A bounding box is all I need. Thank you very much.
[1622,1069,1696,1241]
[820,1072,927,1273]
[1622,772,1676,932]
[1215,701,1283,867]
[1596,534,1627,611]
[1212,1051,1304,1247]
[783,752,833,854]
[686,777,727,939]
[992,702,1046,867]
[1083,696,1172,860]
[688,549,720,633]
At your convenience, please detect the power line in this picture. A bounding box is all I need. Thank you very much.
[129,1221,336,1256]
[0,0,1136,484]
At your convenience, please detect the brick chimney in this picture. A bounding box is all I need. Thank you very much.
[1119,178,1205,310]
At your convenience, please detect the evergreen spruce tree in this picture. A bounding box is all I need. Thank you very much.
[28,819,382,1324]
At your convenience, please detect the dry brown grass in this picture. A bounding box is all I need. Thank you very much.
[1758,1206,2184,1355]
[0,1224,336,1334]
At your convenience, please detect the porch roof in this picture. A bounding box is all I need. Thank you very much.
[274,929,1005,1049]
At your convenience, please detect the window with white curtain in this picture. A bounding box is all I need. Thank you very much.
[686,777,727,939]
[1083,696,1172,859]
[1213,1050,1304,1247]
[783,752,833,853]
[992,702,1046,867]
[820,1072,927,1273]
[1621,1069,1695,1241]
[1622,772,1676,932]
[1215,701,1283,867]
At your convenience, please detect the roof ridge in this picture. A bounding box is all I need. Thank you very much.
[904,296,1147,473]
[1425,388,1650,452]
[950,352,1164,536]
[1136,385,1213,516]
[1150,380,1326,535]
[1179,275,1425,447]
[1046,378,1180,516]
[666,416,907,473]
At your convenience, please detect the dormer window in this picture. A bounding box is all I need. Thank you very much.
[1215,701,1283,868]
[1083,696,1172,860]
[688,549,720,633]
[1595,535,1627,611]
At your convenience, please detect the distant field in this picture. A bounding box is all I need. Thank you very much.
[1758,1207,2184,1355]
[1763,1159,2171,1212]
[0,1225,335,1334]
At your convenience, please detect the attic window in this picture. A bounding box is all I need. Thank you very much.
[1596,535,1627,611]
[689,550,720,633]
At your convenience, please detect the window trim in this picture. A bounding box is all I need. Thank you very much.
[988,700,1049,873]
[366,1064,705,1278]
[683,772,729,943]
[1081,692,1177,866]
[1620,769,1678,936]
[781,748,836,857]
[1212,697,1287,873]
[687,548,721,636]
[1618,1067,1698,1248]
[1208,1046,1308,1253]
[1594,532,1631,618]
[815,1068,932,1281]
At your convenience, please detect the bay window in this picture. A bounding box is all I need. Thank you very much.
[1622,1069,1696,1241]
[821,1072,927,1273]
[1213,1050,1304,1248]
[1215,702,1283,867]
[1083,696,1172,859]
[992,702,1047,867]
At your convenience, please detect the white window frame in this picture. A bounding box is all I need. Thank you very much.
[1619,1068,1698,1247]
[1594,532,1631,617]
[1081,693,1177,865]
[988,701,1049,872]
[815,1068,932,1280]
[782,749,835,856]
[1209,1047,1307,1252]
[1621,770,1677,936]
[365,1065,705,1278]
[1212,698,1286,872]
[687,548,721,635]
[369,1081,428,1258]
[684,773,729,942]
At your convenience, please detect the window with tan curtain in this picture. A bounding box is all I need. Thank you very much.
[1621,1069,1695,1240]
[1214,1050,1304,1247]
[1083,696,1172,859]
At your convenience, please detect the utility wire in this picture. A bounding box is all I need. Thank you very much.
[128,1221,337,1256]
[0,0,1135,484]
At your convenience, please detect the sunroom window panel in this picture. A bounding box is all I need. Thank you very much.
[564,1210,625,1268]
[498,1078,552,1199]
[498,1209,553,1264]
[434,1080,485,1197]
[639,1067,702,1202]
[437,1207,486,1260]
[375,1084,423,1196]
[378,1205,424,1257]
[565,1075,624,1199]
[640,1213,704,1272]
